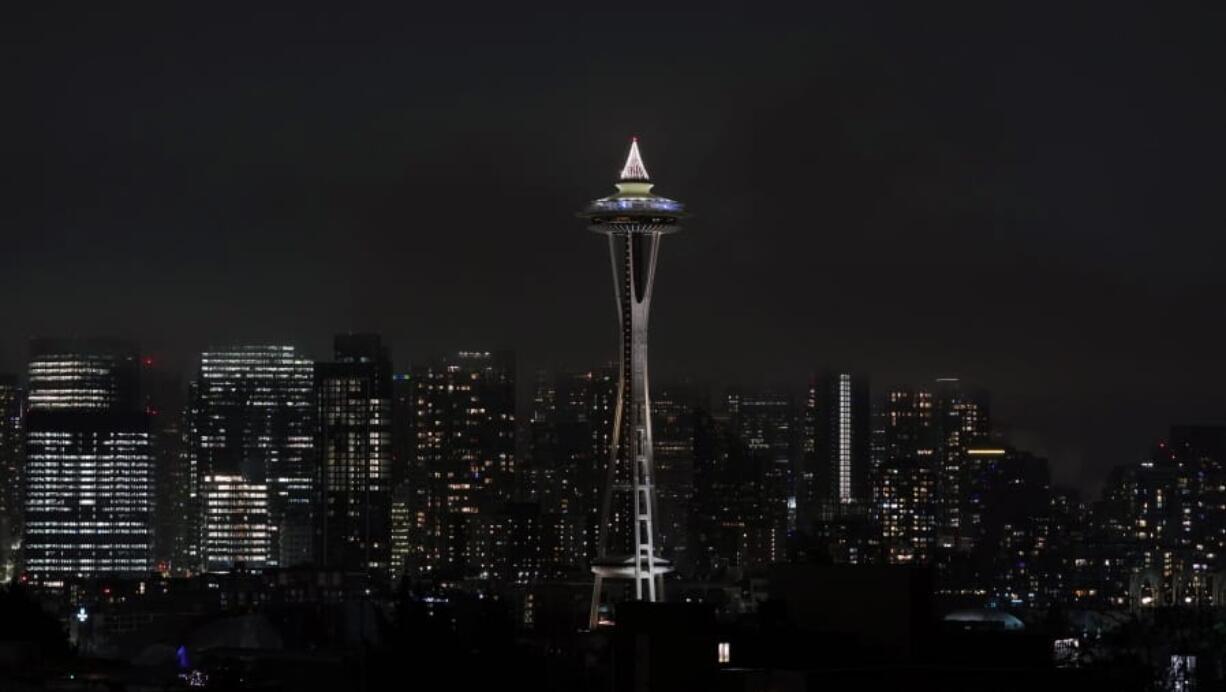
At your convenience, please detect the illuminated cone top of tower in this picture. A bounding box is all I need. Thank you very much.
[580,137,687,232]
[619,137,650,181]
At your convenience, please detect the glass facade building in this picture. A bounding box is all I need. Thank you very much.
[188,345,315,571]
[22,339,152,581]
[315,334,393,578]
[201,474,271,572]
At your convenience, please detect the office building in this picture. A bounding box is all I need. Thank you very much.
[315,334,393,577]
[188,345,315,571]
[22,339,153,581]
[201,474,271,572]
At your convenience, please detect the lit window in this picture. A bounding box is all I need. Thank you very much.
[718,642,731,664]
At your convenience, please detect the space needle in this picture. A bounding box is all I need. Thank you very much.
[579,138,688,627]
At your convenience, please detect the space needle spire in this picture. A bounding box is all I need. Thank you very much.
[619,137,650,181]
[579,138,688,628]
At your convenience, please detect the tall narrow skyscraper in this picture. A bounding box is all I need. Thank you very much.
[22,339,153,581]
[875,386,938,564]
[560,365,617,563]
[932,378,990,549]
[579,138,688,625]
[389,372,415,579]
[0,375,25,582]
[800,372,871,528]
[651,386,696,574]
[140,358,187,574]
[315,334,393,577]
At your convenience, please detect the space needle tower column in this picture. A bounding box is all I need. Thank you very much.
[580,138,688,627]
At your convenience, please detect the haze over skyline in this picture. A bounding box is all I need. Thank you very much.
[4,4,1226,491]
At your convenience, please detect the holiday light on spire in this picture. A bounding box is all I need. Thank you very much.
[618,137,650,182]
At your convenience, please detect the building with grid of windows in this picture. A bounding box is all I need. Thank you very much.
[800,372,871,528]
[932,378,991,549]
[875,386,939,565]
[201,474,270,572]
[389,484,413,580]
[405,351,515,576]
[315,334,392,578]
[188,345,315,571]
[22,339,153,581]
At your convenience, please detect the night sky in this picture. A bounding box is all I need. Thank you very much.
[3,4,1225,491]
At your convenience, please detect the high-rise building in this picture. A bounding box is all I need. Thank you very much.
[200,474,271,572]
[875,386,938,565]
[22,339,153,581]
[187,345,315,571]
[140,357,187,574]
[579,139,688,624]
[315,334,393,577]
[691,409,751,575]
[1045,487,1091,607]
[561,365,617,564]
[389,372,416,579]
[959,445,1053,610]
[0,375,25,582]
[525,401,589,518]
[652,387,696,575]
[727,390,796,568]
[1089,464,1146,607]
[390,372,415,494]
[872,380,992,564]
[1094,426,1226,610]
[389,484,413,581]
[25,341,139,411]
[408,351,516,576]
[520,367,622,574]
[800,372,871,528]
[932,378,990,549]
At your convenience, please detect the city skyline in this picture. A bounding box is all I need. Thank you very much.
[0,336,1218,496]
[6,5,1226,690]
